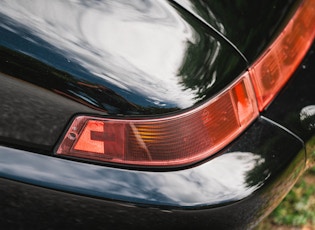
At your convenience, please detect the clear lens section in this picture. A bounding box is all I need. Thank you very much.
[56,74,258,166]
[250,0,315,111]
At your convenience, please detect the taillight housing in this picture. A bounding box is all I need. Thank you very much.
[56,0,315,167]
[57,75,258,166]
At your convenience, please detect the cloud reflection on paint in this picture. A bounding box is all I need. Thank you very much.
[0,147,266,207]
[0,0,201,108]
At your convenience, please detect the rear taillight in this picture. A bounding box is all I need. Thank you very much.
[57,74,258,166]
[56,0,315,167]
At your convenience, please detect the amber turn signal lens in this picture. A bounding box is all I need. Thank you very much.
[56,74,258,166]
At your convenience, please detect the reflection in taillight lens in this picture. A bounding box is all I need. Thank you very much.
[57,74,258,166]
[56,0,315,167]
[250,0,315,111]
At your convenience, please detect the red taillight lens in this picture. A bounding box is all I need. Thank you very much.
[250,0,315,111]
[56,0,315,167]
[57,74,258,166]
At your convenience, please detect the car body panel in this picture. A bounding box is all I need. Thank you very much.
[173,0,299,62]
[0,0,314,229]
[0,0,249,151]
[0,0,246,114]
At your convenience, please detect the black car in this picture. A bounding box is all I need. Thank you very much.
[0,0,315,229]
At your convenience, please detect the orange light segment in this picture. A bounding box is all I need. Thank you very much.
[250,0,315,111]
[56,74,258,167]
[231,77,258,126]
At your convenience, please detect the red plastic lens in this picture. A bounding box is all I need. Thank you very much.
[73,121,125,158]
[250,0,315,111]
[57,74,258,166]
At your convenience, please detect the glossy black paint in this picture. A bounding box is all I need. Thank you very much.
[173,0,300,62]
[0,0,313,229]
[0,72,100,151]
[0,0,246,114]
[0,117,305,229]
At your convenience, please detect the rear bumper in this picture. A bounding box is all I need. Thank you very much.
[0,40,314,230]
[0,116,305,229]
